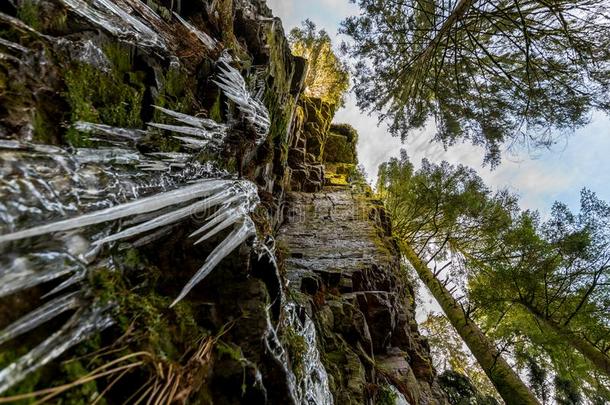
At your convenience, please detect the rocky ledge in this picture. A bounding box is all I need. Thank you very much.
[278,168,447,404]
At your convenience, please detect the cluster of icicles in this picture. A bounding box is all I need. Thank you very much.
[0,58,271,394]
[284,304,334,405]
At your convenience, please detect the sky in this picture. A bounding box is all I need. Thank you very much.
[266,0,610,216]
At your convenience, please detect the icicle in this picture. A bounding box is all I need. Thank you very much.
[213,60,271,143]
[0,305,114,394]
[131,224,179,248]
[0,253,84,298]
[189,207,239,238]
[171,218,256,307]
[93,188,233,246]
[285,304,334,405]
[147,123,214,139]
[0,292,81,346]
[42,268,87,298]
[172,12,217,50]
[152,106,223,130]
[73,122,146,143]
[0,180,226,244]
[148,106,228,150]
[74,148,142,165]
[58,0,167,50]
[0,37,29,54]
[192,208,244,245]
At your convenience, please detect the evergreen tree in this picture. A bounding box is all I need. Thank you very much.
[378,152,539,404]
[342,0,610,166]
[289,20,350,108]
[378,152,610,402]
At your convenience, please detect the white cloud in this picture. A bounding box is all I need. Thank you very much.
[266,0,292,18]
[267,0,610,214]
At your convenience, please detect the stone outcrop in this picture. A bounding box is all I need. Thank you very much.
[323,123,358,164]
[0,0,446,403]
[278,170,447,404]
[287,96,335,192]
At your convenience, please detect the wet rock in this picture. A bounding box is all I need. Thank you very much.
[278,165,447,404]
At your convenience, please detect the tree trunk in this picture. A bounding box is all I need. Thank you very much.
[401,242,540,405]
[521,302,610,377]
[416,0,475,61]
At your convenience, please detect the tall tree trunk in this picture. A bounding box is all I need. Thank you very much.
[401,242,540,405]
[520,302,610,377]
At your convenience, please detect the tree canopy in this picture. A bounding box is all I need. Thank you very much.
[289,20,350,108]
[377,152,610,402]
[342,0,610,166]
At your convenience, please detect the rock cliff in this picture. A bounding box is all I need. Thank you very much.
[279,169,446,404]
[0,0,446,403]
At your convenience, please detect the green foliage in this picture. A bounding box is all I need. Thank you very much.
[290,20,350,108]
[438,370,500,405]
[422,314,499,401]
[554,376,582,405]
[342,0,610,166]
[378,151,610,401]
[64,44,144,146]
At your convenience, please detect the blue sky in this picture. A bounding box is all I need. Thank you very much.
[267,0,610,216]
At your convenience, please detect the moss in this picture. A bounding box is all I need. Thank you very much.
[262,24,297,148]
[324,132,357,164]
[17,0,42,31]
[88,251,204,364]
[154,67,195,117]
[63,43,145,146]
[0,348,42,404]
[377,384,398,405]
[208,93,223,123]
[56,360,102,405]
[16,0,68,33]
[282,326,308,380]
[32,109,56,144]
[216,342,244,363]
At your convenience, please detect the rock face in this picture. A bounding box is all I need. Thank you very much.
[287,96,335,192]
[0,0,446,403]
[278,172,446,404]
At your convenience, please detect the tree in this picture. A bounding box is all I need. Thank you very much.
[422,314,500,401]
[379,152,610,401]
[289,20,350,108]
[438,370,500,405]
[466,191,610,398]
[378,152,539,404]
[342,0,610,166]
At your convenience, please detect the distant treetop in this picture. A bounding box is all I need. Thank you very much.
[342,0,610,167]
[290,20,350,108]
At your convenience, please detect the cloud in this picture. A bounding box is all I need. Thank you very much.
[267,0,610,214]
[266,0,292,18]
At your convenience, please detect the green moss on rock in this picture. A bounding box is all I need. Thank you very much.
[63,44,145,146]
